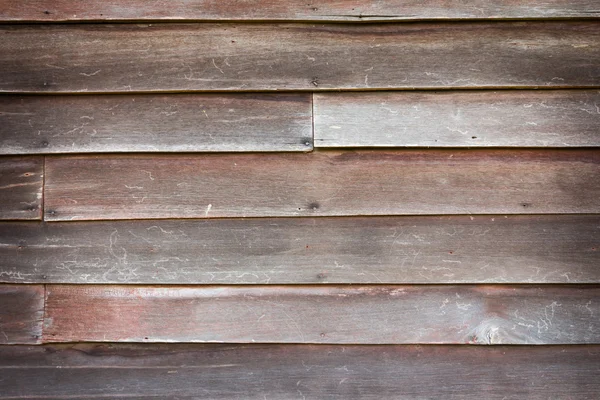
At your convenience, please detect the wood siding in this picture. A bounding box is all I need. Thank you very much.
[1,22,598,93]
[0,2,599,398]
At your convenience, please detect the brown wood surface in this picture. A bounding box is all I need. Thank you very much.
[0,285,44,344]
[1,344,599,400]
[2,0,600,22]
[1,215,598,284]
[44,150,600,220]
[0,94,312,154]
[0,157,43,220]
[314,90,600,147]
[1,22,599,93]
[44,284,600,344]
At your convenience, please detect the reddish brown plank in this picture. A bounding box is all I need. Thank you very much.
[0,215,598,284]
[44,150,600,220]
[1,22,599,93]
[0,94,312,154]
[0,285,44,344]
[315,90,600,147]
[0,157,43,220]
[44,285,600,344]
[1,344,599,400]
[1,0,599,22]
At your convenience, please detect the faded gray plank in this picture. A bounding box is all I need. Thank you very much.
[44,285,600,344]
[0,215,598,284]
[44,150,600,220]
[0,94,312,154]
[1,0,600,21]
[315,90,600,147]
[0,285,44,344]
[1,344,599,400]
[0,157,43,220]
[1,22,599,93]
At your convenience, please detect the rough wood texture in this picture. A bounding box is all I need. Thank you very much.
[44,285,600,344]
[315,90,600,147]
[1,344,599,400]
[0,285,44,344]
[0,94,312,154]
[44,150,600,220]
[0,157,43,220]
[1,22,599,93]
[1,0,599,22]
[1,215,598,284]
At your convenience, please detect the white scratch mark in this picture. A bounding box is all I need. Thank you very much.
[80,69,101,77]
[205,204,212,217]
[212,59,225,74]
[140,170,155,180]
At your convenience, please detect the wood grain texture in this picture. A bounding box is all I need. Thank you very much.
[0,157,43,220]
[1,215,598,284]
[0,285,44,344]
[315,90,600,147]
[0,94,312,154]
[1,22,599,93]
[1,344,599,400]
[44,150,600,220]
[1,0,599,22]
[44,285,600,344]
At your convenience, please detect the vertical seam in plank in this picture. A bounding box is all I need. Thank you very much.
[41,156,46,221]
[40,284,47,344]
[311,92,315,151]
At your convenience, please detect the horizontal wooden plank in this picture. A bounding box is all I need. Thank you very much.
[2,1,600,22]
[44,150,600,220]
[0,285,44,344]
[0,157,43,220]
[1,22,598,93]
[315,90,600,147]
[1,344,599,400]
[0,94,312,154]
[1,215,598,284]
[44,285,600,344]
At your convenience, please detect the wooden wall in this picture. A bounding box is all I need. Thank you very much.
[0,1,599,398]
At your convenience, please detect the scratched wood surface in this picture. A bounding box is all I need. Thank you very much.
[314,90,600,148]
[0,157,43,220]
[1,22,599,93]
[1,215,598,284]
[0,285,44,344]
[2,344,599,400]
[44,150,600,220]
[2,0,600,22]
[43,285,600,344]
[0,94,312,154]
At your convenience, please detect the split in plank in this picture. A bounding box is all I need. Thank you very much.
[0,157,43,220]
[1,22,599,93]
[44,150,600,220]
[1,344,599,400]
[44,284,600,344]
[0,94,312,154]
[1,215,598,284]
[315,90,600,148]
[0,285,44,344]
[2,0,599,22]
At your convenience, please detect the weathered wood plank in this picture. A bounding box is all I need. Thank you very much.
[43,285,600,344]
[1,22,598,93]
[0,94,312,154]
[44,150,600,220]
[1,344,599,400]
[0,157,43,220]
[1,215,598,284]
[1,0,599,22]
[315,90,600,147]
[0,285,44,344]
